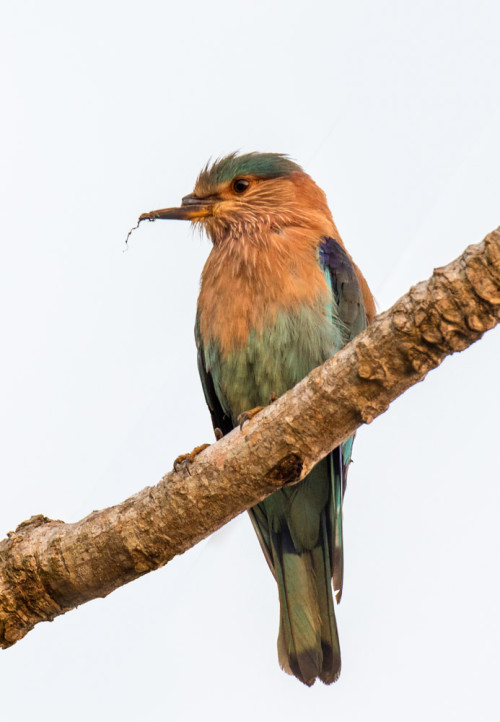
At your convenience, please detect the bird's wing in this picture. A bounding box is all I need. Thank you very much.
[319,235,368,342]
[318,236,368,600]
[194,316,233,437]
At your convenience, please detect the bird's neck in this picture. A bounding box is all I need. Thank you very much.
[197,221,335,355]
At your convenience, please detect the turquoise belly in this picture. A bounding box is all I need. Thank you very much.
[203,305,343,423]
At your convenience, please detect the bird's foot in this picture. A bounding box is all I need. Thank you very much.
[236,407,264,429]
[173,444,211,473]
[173,428,224,473]
[237,392,277,430]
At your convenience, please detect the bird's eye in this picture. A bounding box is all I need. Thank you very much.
[232,178,250,194]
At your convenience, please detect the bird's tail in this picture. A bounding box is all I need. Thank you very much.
[272,523,341,686]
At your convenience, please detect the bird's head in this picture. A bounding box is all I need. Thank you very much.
[139,152,334,244]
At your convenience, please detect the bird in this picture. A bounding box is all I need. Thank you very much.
[139,152,375,686]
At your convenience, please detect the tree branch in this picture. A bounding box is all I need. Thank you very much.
[1,228,499,650]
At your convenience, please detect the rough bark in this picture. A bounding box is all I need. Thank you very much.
[1,228,499,650]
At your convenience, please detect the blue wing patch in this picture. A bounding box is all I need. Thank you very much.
[319,237,367,342]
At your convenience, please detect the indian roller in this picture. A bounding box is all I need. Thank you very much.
[140,153,375,686]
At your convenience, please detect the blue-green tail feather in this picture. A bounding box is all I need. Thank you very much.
[250,455,343,686]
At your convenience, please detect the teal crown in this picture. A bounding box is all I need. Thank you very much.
[197,152,302,189]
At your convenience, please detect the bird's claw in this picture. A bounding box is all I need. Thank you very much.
[237,406,264,430]
[237,392,278,430]
[173,443,211,473]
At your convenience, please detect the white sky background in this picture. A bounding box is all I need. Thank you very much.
[1,0,500,719]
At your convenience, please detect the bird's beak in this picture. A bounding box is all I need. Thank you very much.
[139,194,214,222]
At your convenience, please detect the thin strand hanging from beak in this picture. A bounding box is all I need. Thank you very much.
[125,218,144,245]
